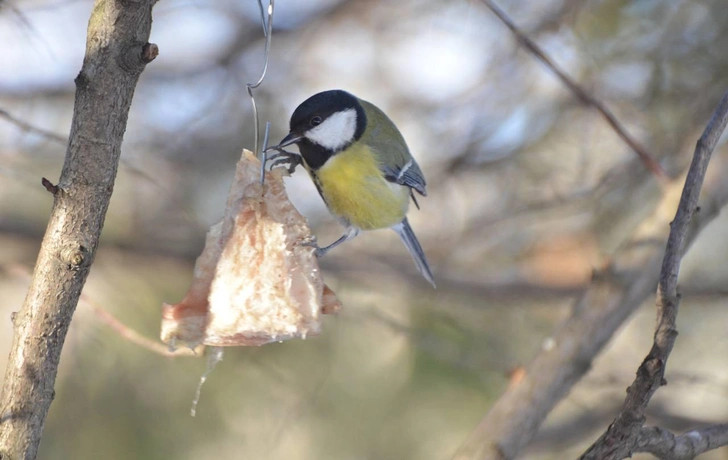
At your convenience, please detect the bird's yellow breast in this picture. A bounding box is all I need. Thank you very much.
[312,143,409,230]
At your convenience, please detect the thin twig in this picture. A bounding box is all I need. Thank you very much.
[0,107,160,186]
[480,0,667,178]
[84,295,198,357]
[4,262,196,359]
[580,91,728,459]
[0,108,67,144]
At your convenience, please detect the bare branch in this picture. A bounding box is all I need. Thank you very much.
[635,424,728,460]
[0,1,157,458]
[479,0,666,178]
[453,92,728,460]
[85,296,198,358]
[0,107,159,186]
[0,108,66,144]
[580,91,728,459]
[4,262,196,358]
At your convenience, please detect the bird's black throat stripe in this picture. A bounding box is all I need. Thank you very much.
[297,139,335,170]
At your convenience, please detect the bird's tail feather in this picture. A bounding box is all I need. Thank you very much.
[393,218,436,288]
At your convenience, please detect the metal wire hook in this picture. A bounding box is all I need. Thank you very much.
[246,0,275,162]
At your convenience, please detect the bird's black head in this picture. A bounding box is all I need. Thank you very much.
[277,90,367,169]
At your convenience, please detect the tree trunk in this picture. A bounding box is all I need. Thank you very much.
[0,1,157,458]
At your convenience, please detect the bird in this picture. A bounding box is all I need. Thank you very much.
[269,89,435,287]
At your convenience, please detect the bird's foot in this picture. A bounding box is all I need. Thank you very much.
[264,147,302,174]
[300,237,325,257]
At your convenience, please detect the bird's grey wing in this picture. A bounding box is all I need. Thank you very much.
[381,158,427,197]
[360,100,427,196]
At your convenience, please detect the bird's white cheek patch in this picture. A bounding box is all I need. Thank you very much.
[306,108,357,151]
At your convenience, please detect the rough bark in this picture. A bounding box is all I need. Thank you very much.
[635,424,728,459]
[0,1,156,459]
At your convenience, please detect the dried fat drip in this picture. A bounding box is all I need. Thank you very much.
[161,150,341,349]
[190,347,224,417]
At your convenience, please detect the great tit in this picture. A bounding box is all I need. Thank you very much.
[270,89,435,288]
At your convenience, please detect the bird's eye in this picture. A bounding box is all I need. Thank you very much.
[310,116,323,127]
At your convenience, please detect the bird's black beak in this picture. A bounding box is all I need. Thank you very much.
[273,132,304,149]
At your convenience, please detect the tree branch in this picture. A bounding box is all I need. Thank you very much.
[479,0,666,178]
[453,91,728,460]
[0,1,157,458]
[635,424,728,459]
[85,295,198,358]
[0,108,66,145]
[580,91,728,459]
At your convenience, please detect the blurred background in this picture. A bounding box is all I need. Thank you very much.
[2,0,728,458]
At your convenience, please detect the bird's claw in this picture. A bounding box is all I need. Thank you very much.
[300,237,325,257]
[264,146,302,174]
